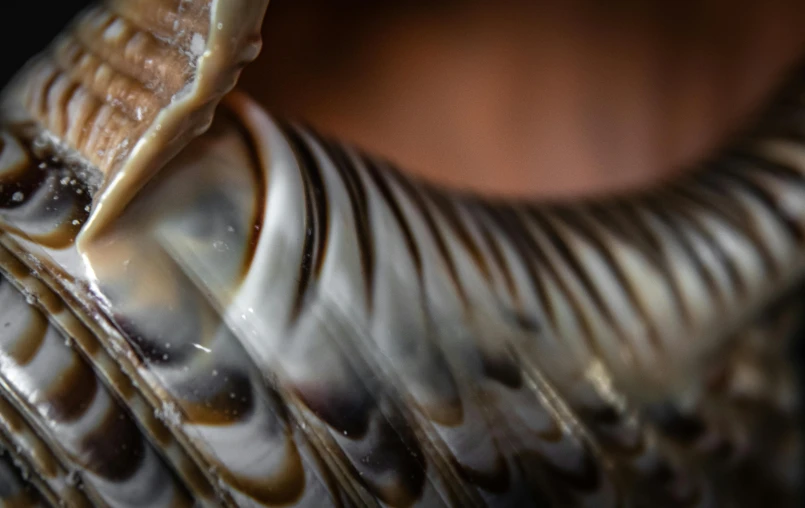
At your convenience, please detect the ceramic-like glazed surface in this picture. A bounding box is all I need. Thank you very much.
[0,1,803,507]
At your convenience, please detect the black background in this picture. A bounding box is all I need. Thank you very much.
[0,2,92,88]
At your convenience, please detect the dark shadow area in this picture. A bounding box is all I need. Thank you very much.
[0,2,92,88]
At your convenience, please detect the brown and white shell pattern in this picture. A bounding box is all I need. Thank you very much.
[0,0,803,507]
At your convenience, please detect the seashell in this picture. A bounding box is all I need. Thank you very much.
[0,1,802,506]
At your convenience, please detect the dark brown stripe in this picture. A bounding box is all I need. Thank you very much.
[715,158,805,244]
[362,157,423,280]
[281,124,329,319]
[428,191,492,282]
[0,146,51,211]
[45,355,99,424]
[481,205,570,341]
[728,146,805,183]
[385,164,468,306]
[594,200,692,328]
[221,110,266,281]
[527,207,626,345]
[466,202,521,307]
[685,173,777,278]
[288,126,330,278]
[589,200,665,264]
[453,453,511,494]
[553,205,663,351]
[662,186,746,300]
[80,405,146,481]
[6,304,47,367]
[175,369,254,427]
[317,137,376,310]
[480,347,523,389]
[647,194,725,310]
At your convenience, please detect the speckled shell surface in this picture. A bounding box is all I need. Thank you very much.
[0,1,804,507]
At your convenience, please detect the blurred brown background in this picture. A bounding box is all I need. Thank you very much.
[4,0,805,198]
[243,0,805,197]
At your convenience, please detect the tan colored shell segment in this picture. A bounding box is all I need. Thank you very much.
[0,0,270,244]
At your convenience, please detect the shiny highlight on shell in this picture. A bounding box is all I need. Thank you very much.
[0,0,803,506]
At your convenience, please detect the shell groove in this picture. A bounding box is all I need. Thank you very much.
[0,1,803,507]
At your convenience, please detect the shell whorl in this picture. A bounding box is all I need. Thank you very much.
[0,0,803,507]
[1,0,269,243]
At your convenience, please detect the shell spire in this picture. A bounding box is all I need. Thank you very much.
[0,0,270,244]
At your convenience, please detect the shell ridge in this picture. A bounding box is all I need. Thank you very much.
[0,0,271,246]
[0,243,220,505]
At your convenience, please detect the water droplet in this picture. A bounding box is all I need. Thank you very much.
[155,401,182,426]
[190,33,205,56]
[11,191,24,202]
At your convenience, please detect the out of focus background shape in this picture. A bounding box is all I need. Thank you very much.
[3,0,805,196]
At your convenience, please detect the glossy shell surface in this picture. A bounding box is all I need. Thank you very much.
[0,1,803,507]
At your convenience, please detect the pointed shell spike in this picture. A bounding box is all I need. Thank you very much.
[0,0,270,245]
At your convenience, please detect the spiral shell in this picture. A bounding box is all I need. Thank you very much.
[0,1,803,507]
